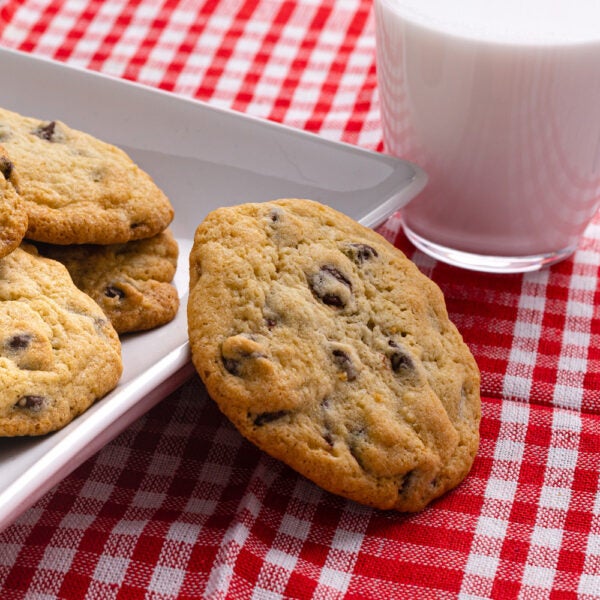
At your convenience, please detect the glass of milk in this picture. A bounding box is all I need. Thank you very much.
[374,0,600,272]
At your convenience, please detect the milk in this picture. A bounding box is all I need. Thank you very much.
[374,0,600,269]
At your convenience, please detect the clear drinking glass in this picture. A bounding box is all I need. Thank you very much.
[374,0,600,272]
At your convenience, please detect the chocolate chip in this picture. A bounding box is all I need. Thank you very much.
[0,156,13,180]
[90,169,104,183]
[309,265,352,307]
[263,303,279,330]
[93,317,111,336]
[348,428,367,470]
[223,357,241,375]
[32,121,57,141]
[252,410,289,426]
[105,285,126,299]
[321,293,344,307]
[7,333,32,351]
[15,395,46,411]
[388,340,414,374]
[320,398,335,447]
[391,351,413,373]
[268,207,283,223]
[399,470,416,496]
[343,243,379,263]
[221,333,268,377]
[323,265,351,287]
[332,348,358,381]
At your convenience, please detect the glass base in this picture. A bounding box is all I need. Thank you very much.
[402,224,576,274]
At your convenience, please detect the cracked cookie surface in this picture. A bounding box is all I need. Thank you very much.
[0,145,27,259]
[34,229,179,334]
[0,107,174,244]
[0,246,123,436]
[188,199,481,512]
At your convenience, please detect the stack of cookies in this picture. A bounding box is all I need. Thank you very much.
[187,199,481,511]
[0,107,178,436]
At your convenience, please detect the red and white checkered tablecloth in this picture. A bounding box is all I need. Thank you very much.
[1,0,600,598]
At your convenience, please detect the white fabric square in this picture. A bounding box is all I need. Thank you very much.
[279,514,311,541]
[553,409,582,432]
[575,250,599,265]
[243,14,270,34]
[148,453,180,475]
[93,555,129,585]
[522,565,555,588]
[518,293,547,311]
[148,565,185,595]
[318,566,352,593]
[547,447,578,470]
[494,439,525,461]
[113,520,148,536]
[500,400,530,424]
[80,480,114,502]
[135,3,161,19]
[502,375,532,400]
[59,513,96,531]
[319,29,344,46]
[531,526,563,550]
[539,486,571,509]
[552,384,583,410]
[465,553,499,578]
[46,13,76,31]
[0,543,21,566]
[39,546,76,572]
[133,490,166,508]
[208,13,233,30]
[251,588,281,600]
[200,32,223,49]
[331,528,363,553]
[578,574,600,596]
[185,497,218,516]
[235,36,262,55]
[508,348,538,366]
[569,274,598,291]
[485,478,518,502]
[138,65,169,86]
[561,329,591,349]
[475,516,509,539]
[167,522,201,545]
[558,354,588,373]
[513,320,542,339]
[265,547,297,571]
[566,300,594,318]
[585,533,600,555]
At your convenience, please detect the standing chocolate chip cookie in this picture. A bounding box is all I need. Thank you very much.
[188,199,481,512]
[0,107,173,244]
[0,246,123,436]
[34,230,180,334]
[0,145,27,259]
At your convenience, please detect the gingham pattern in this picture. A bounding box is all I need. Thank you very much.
[1,0,599,598]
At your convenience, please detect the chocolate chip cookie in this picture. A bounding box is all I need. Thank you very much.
[0,246,122,436]
[0,107,174,244]
[188,199,480,512]
[0,145,27,259]
[34,230,179,334]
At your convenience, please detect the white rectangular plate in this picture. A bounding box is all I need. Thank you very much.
[0,47,426,532]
